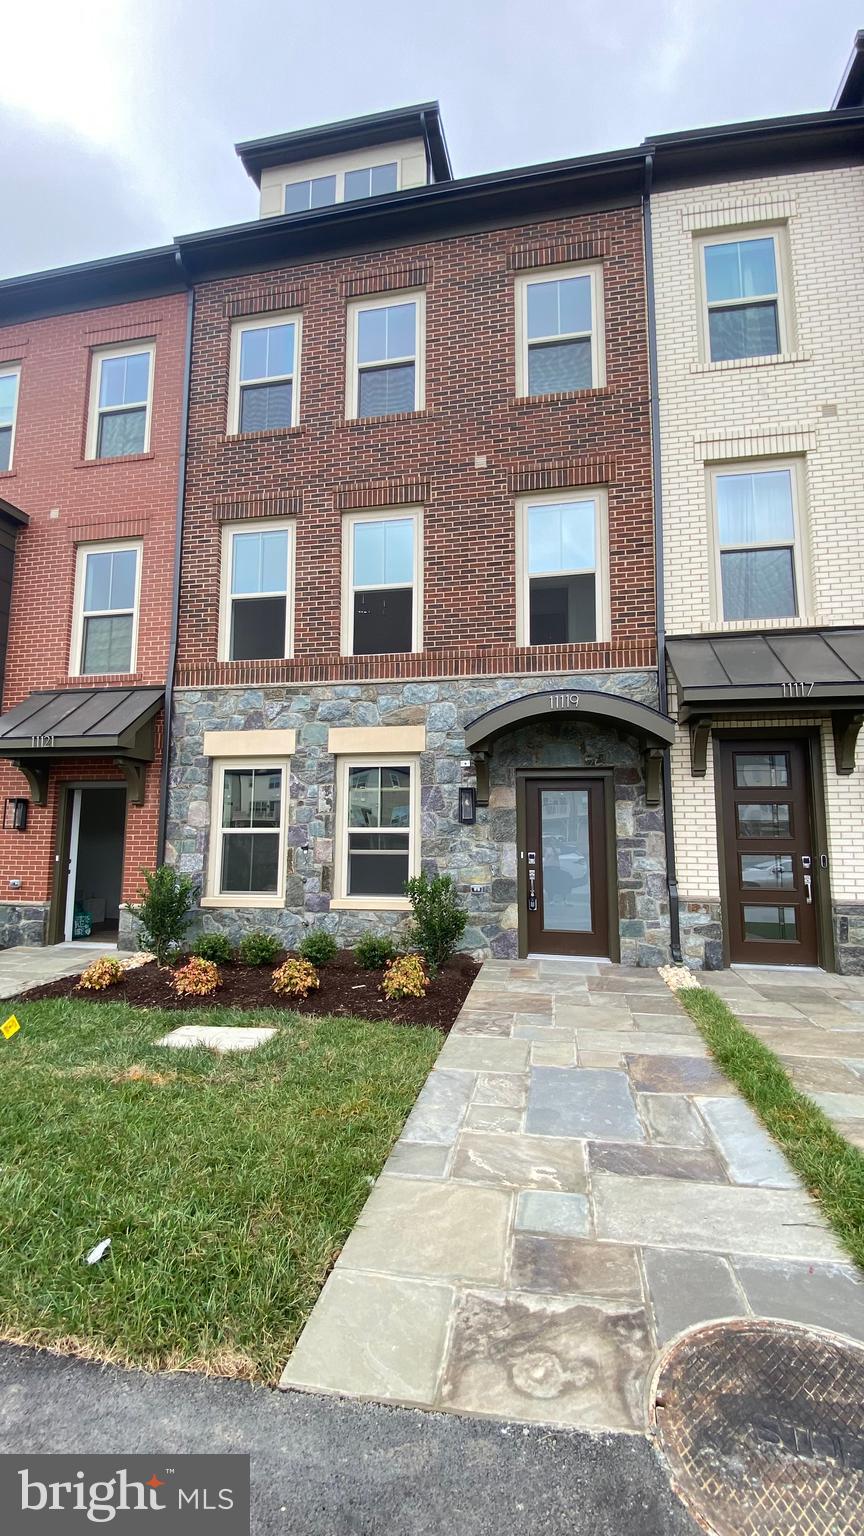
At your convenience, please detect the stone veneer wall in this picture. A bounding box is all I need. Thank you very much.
[148,670,672,966]
[0,902,49,949]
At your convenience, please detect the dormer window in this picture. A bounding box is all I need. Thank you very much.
[345,162,397,201]
[283,175,336,214]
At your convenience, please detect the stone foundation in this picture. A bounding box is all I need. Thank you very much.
[678,899,725,970]
[0,902,49,949]
[165,671,671,965]
[832,902,864,976]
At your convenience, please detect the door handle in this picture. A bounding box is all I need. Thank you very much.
[527,850,537,911]
[804,874,813,904]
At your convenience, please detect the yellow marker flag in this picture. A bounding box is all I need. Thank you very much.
[1,1015,20,1039]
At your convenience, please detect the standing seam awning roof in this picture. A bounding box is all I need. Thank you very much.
[666,629,864,716]
[0,688,164,755]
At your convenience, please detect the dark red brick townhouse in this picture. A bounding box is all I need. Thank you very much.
[164,104,672,962]
[0,258,189,944]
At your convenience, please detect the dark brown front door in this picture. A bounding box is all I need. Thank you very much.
[524,777,609,956]
[719,739,819,966]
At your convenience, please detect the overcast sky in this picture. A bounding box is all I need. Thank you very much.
[1,0,859,279]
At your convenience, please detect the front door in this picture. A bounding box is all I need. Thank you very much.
[524,777,609,956]
[719,739,819,966]
[63,786,127,942]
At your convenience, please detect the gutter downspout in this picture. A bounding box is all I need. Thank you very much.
[157,259,194,864]
[643,151,683,962]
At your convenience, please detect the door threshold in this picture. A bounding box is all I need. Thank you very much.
[731,963,826,974]
[57,941,118,951]
[528,953,612,964]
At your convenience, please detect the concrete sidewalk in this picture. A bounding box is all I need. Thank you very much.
[281,958,863,1433]
[0,942,115,999]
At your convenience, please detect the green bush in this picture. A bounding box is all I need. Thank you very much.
[237,931,282,966]
[125,866,197,965]
[298,929,339,966]
[354,933,397,970]
[192,933,235,965]
[405,872,467,974]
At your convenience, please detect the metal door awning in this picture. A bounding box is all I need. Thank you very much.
[0,686,164,804]
[666,627,864,775]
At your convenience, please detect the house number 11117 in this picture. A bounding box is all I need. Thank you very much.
[780,681,815,697]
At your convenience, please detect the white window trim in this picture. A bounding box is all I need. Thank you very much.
[695,226,793,365]
[331,753,420,911]
[707,458,810,626]
[86,341,155,461]
[345,289,426,419]
[515,488,610,647]
[69,539,143,678]
[0,363,21,471]
[341,506,423,656]
[218,518,296,662]
[227,311,302,435]
[203,756,290,909]
[280,143,405,211]
[515,262,605,397]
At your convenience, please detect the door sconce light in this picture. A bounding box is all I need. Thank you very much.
[4,797,28,832]
[458,786,477,825]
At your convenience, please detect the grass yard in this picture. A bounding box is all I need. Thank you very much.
[0,997,441,1384]
[678,985,864,1270]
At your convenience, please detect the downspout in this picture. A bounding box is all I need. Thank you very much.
[642,151,682,962]
[157,259,194,864]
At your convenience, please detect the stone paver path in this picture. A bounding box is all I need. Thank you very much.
[0,942,115,1000]
[281,958,864,1433]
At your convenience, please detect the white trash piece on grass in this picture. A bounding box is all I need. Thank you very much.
[84,1237,112,1265]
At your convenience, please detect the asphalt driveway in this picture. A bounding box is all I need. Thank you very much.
[0,1344,695,1535]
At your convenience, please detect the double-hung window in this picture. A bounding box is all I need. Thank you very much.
[337,758,418,902]
[517,492,607,645]
[87,344,153,459]
[230,314,300,433]
[211,762,287,901]
[700,232,786,362]
[343,509,421,655]
[345,162,397,200]
[712,465,803,621]
[0,365,20,471]
[284,175,336,213]
[72,541,141,676]
[347,293,424,418]
[221,521,294,661]
[517,265,603,396]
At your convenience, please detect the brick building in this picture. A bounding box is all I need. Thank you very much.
[159,105,673,963]
[648,102,864,971]
[0,258,188,944]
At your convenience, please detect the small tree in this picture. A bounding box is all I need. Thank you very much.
[126,866,197,964]
[405,872,467,974]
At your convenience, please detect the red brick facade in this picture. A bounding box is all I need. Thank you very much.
[176,210,655,685]
[0,293,187,907]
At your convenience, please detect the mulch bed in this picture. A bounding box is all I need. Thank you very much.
[21,950,480,1033]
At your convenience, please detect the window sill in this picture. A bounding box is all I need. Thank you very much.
[219,427,303,445]
[200,894,285,910]
[329,896,410,912]
[342,409,428,428]
[696,615,818,635]
[74,452,155,469]
[511,386,609,408]
[66,672,143,686]
[690,352,809,375]
[0,469,17,481]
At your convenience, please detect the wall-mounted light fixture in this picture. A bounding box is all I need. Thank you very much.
[4,798,28,832]
[458,786,477,825]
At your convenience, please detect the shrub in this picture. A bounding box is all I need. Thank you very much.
[78,957,124,992]
[354,933,397,970]
[125,865,197,965]
[405,872,467,974]
[192,933,235,965]
[382,953,428,1001]
[173,956,221,997]
[272,958,319,998]
[298,929,339,966]
[238,931,282,966]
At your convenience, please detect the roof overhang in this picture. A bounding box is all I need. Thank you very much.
[666,629,864,776]
[236,102,452,186]
[834,31,864,109]
[464,688,675,807]
[0,687,164,806]
[0,496,28,531]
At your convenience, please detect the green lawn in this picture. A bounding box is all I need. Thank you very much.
[678,985,864,1269]
[0,998,440,1383]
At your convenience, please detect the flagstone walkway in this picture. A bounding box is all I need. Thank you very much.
[280,958,864,1434]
